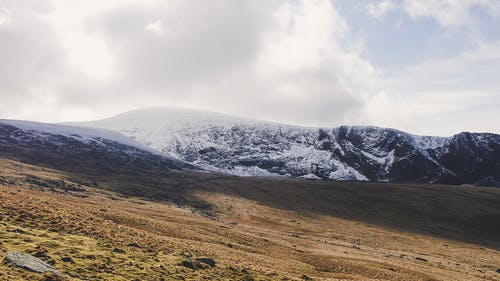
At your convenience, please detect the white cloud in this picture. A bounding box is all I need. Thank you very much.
[0,0,498,135]
[46,1,116,79]
[0,8,11,26]
[361,40,500,135]
[388,41,500,92]
[403,0,500,27]
[366,0,396,18]
[145,19,163,35]
[365,0,500,26]
[0,0,382,127]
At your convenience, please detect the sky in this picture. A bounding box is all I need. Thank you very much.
[0,0,499,136]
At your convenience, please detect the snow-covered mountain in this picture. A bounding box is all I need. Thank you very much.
[75,107,500,186]
[0,119,193,172]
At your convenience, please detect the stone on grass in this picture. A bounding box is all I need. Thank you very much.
[4,251,61,276]
[196,257,216,267]
[179,259,204,269]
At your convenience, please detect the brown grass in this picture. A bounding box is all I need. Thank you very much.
[0,158,499,280]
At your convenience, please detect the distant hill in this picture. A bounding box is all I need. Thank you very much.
[74,107,500,186]
[0,119,194,175]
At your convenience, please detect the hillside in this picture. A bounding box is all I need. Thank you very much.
[0,120,194,175]
[1,130,500,280]
[1,160,500,281]
[75,107,500,186]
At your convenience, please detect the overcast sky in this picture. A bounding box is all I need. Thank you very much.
[0,0,499,136]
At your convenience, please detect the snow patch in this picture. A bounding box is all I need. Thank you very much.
[0,119,155,153]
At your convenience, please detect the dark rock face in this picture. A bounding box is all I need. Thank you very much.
[331,126,450,183]
[143,124,500,186]
[437,133,500,185]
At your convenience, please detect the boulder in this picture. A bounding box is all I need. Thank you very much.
[4,251,61,275]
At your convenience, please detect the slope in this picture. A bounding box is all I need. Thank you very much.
[1,155,500,281]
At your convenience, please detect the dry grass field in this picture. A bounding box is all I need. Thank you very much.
[1,157,499,280]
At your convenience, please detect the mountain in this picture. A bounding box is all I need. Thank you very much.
[74,107,500,186]
[0,119,194,175]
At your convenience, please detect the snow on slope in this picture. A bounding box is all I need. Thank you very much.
[0,119,156,153]
[1,108,496,185]
[75,107,284,149]
[71,107,458,181]
[74,108,333,177]
[413,135,448,150]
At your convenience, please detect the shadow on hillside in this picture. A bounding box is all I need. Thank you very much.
[185,176,500,250]
[2,144,499,250]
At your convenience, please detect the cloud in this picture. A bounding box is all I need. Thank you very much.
[365,0,500,27]
[0,8,11,26]
[0,0,498,136]
[388,41,500,92]
[403,0,500,27]
[0,0,70,121]
[145,19,164,35]
[363,40,500,135]
[0,0,380,128]
[366,0,396,18]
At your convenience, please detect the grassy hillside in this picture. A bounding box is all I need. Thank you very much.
[1,157,499,280]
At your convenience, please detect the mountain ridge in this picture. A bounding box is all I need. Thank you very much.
[0,119,195,175]
[71,107,500,186]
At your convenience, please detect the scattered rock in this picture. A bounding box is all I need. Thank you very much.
[301,274,313,280]
[43,273,64,281]
[33,246,49,258]
[352,245,361,250]
[4,251,61,275]
[61,257,73,263]
[495,268,500,273]
[415,257,428,262]
[127,242,141,248]
[179,259,203,269]
[112,248,126,254]
[196,257,216,267]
